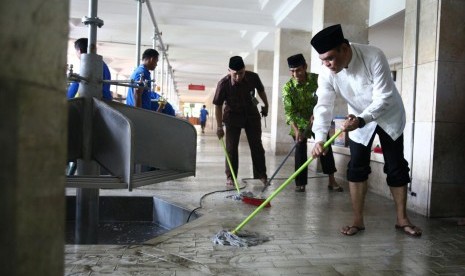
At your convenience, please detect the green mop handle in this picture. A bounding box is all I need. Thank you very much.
[220,138,241,194]
[231,129,343,235]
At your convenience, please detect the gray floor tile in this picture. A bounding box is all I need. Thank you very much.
[65,129,465,276]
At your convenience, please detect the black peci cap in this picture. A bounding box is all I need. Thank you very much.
[229,56,245,70]
[287,54,306,68]
[310,24,349,54]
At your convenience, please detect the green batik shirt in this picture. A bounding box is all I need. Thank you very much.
[282,72,318,138]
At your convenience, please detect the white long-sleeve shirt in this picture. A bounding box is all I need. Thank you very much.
[312,43,406,146]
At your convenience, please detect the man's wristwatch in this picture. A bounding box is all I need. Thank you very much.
[357,117,366,128]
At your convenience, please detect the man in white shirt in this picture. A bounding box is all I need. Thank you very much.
[310,24,421,237]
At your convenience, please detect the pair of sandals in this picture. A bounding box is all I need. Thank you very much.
[340,224,422,237]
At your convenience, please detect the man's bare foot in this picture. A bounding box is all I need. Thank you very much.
[340,225,365,236]
[328,183,343,192]
[328,175,343,192]
[395,224,422,237]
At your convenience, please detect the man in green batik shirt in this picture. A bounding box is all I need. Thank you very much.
[282,53,342,192]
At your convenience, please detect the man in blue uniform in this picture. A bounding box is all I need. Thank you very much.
[199,105,209,133]
[126,49,159,109]
[67,38,113,176]
[67,38,112,100]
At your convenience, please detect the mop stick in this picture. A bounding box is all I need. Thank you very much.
[262,142,297,190]
[231,129,343,235]
[220,138,241,194]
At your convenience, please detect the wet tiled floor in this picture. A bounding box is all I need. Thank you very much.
[65,127,465,275]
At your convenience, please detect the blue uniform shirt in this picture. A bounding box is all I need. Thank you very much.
[200,108,209,122]
[67,61,112,100]
[150,91,176,116]
[126,64,152,110]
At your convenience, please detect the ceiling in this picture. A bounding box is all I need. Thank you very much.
[68,0,314,104]
[68,0,404,105]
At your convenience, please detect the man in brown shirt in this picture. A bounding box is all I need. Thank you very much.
[213,56,269,186]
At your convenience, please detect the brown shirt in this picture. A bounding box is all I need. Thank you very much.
[213,71,264,127]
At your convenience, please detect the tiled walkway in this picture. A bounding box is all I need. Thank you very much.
[65,127,465,275]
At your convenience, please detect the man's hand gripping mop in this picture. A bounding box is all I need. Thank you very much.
[213,129,343,247]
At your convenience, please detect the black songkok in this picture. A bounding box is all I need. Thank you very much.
[310,24,349,54]
[287,54,306,68]
[229,56,245,70]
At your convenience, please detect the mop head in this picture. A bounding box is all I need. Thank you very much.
[240,191,257,198]
[226,194,242,200]
[212,230,270,247]
[226,191,257,201]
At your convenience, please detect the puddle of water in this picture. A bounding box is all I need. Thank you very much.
[66,196,198,244]
[66,221,169,244]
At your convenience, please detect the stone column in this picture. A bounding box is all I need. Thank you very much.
[0,1,68,275]
[403,0,465,217]
[311,0,369,117]
[271,28,312,154]
[254,50,274,135]
[308,0,368,176]
[311,0,369,73]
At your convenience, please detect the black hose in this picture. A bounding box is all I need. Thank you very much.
[186,184,246,222]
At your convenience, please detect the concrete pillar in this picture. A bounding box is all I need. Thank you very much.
[310,0,369,118]
[311,0,369,74]
[403,0,465,217]
[0,1,68,275]
[270,28,312,154]
[254,50,274,135]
